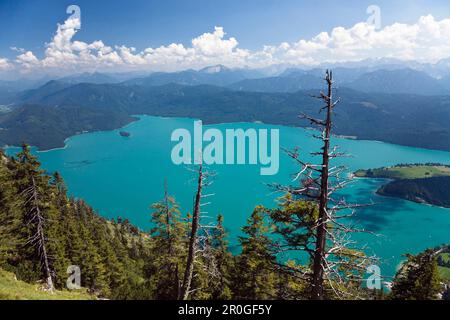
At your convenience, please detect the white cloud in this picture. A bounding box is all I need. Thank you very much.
[192,27,238,56]
[16,51,40,70]
[276,15,450,64]
[5,13,450,75]
[0,58,12,71]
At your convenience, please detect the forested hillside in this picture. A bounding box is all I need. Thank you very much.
[0,104,135,150]
[2,82,450,151]
[0,146,153,299]
[377,176,450,208]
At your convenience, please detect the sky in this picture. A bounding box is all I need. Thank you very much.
[1,0,450,76]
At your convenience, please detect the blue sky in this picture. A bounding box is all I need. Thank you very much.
[1,0,450,75]
[2,0,450,57]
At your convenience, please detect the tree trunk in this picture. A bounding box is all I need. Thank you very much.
[311,72,333,300]
[164,180,173,255]
[180,165,203,300]
[31,176,55,292]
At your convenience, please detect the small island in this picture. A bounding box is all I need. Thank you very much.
[119,131,131,138]
[355,164,450,208]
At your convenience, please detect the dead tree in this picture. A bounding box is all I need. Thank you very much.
[180,164,203,300]
[197,195,222,294]
[310,70,335,299]
[180,163,216,300]
[24,176,55,292]
[271,70,375,300]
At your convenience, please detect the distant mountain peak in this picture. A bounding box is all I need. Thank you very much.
[199,65,230,74]
[345,67,447,95]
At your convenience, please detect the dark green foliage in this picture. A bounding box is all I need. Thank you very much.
[377,176,450,208]
[146,192,187,299]
[391,249,443,300]
[0,146,152,298]
[267,194,372,300]
[232,206,279,300]
[0,150,21,267]
[208,214,233,299]
[0,104,135,150]
[269,194,318,257]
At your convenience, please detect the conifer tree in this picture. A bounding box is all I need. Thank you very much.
[46,172,72,287]
[149,186,187,299]
[12,144,56,290]
[391,249,443,300]
[209,214,233,299]
[0,151,21,266]
[233,206,278,300]
[76,201,110,293]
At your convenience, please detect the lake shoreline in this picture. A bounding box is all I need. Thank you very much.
[355,165,450,209]
[3,113,450,153]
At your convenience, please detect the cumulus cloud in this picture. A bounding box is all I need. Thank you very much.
[16,51,40,70]
[275,15,450,64]
[6,13,450,75]
[0,58,12,71]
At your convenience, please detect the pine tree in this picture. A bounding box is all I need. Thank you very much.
[233,206,278,300]
[209,214,233,299]
[0,151,22,267]
[148,187,187,299]
[11,144,57,290]
[268,194,316,298]
[46,172,71,288]
[73,201,109,294]
[391,249,443,300]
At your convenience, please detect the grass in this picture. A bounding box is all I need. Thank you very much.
[355,164,450,180]
[438,252,450,282]
[439,253,450,263]
[0,269,94,300]
[438,266,450,282]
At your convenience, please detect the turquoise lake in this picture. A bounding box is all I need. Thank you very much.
[6,115,450,281]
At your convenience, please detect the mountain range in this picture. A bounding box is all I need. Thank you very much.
[123,64,263,87]
[1,64,450,151]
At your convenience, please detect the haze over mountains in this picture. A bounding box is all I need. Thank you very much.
[1,62,450,152]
